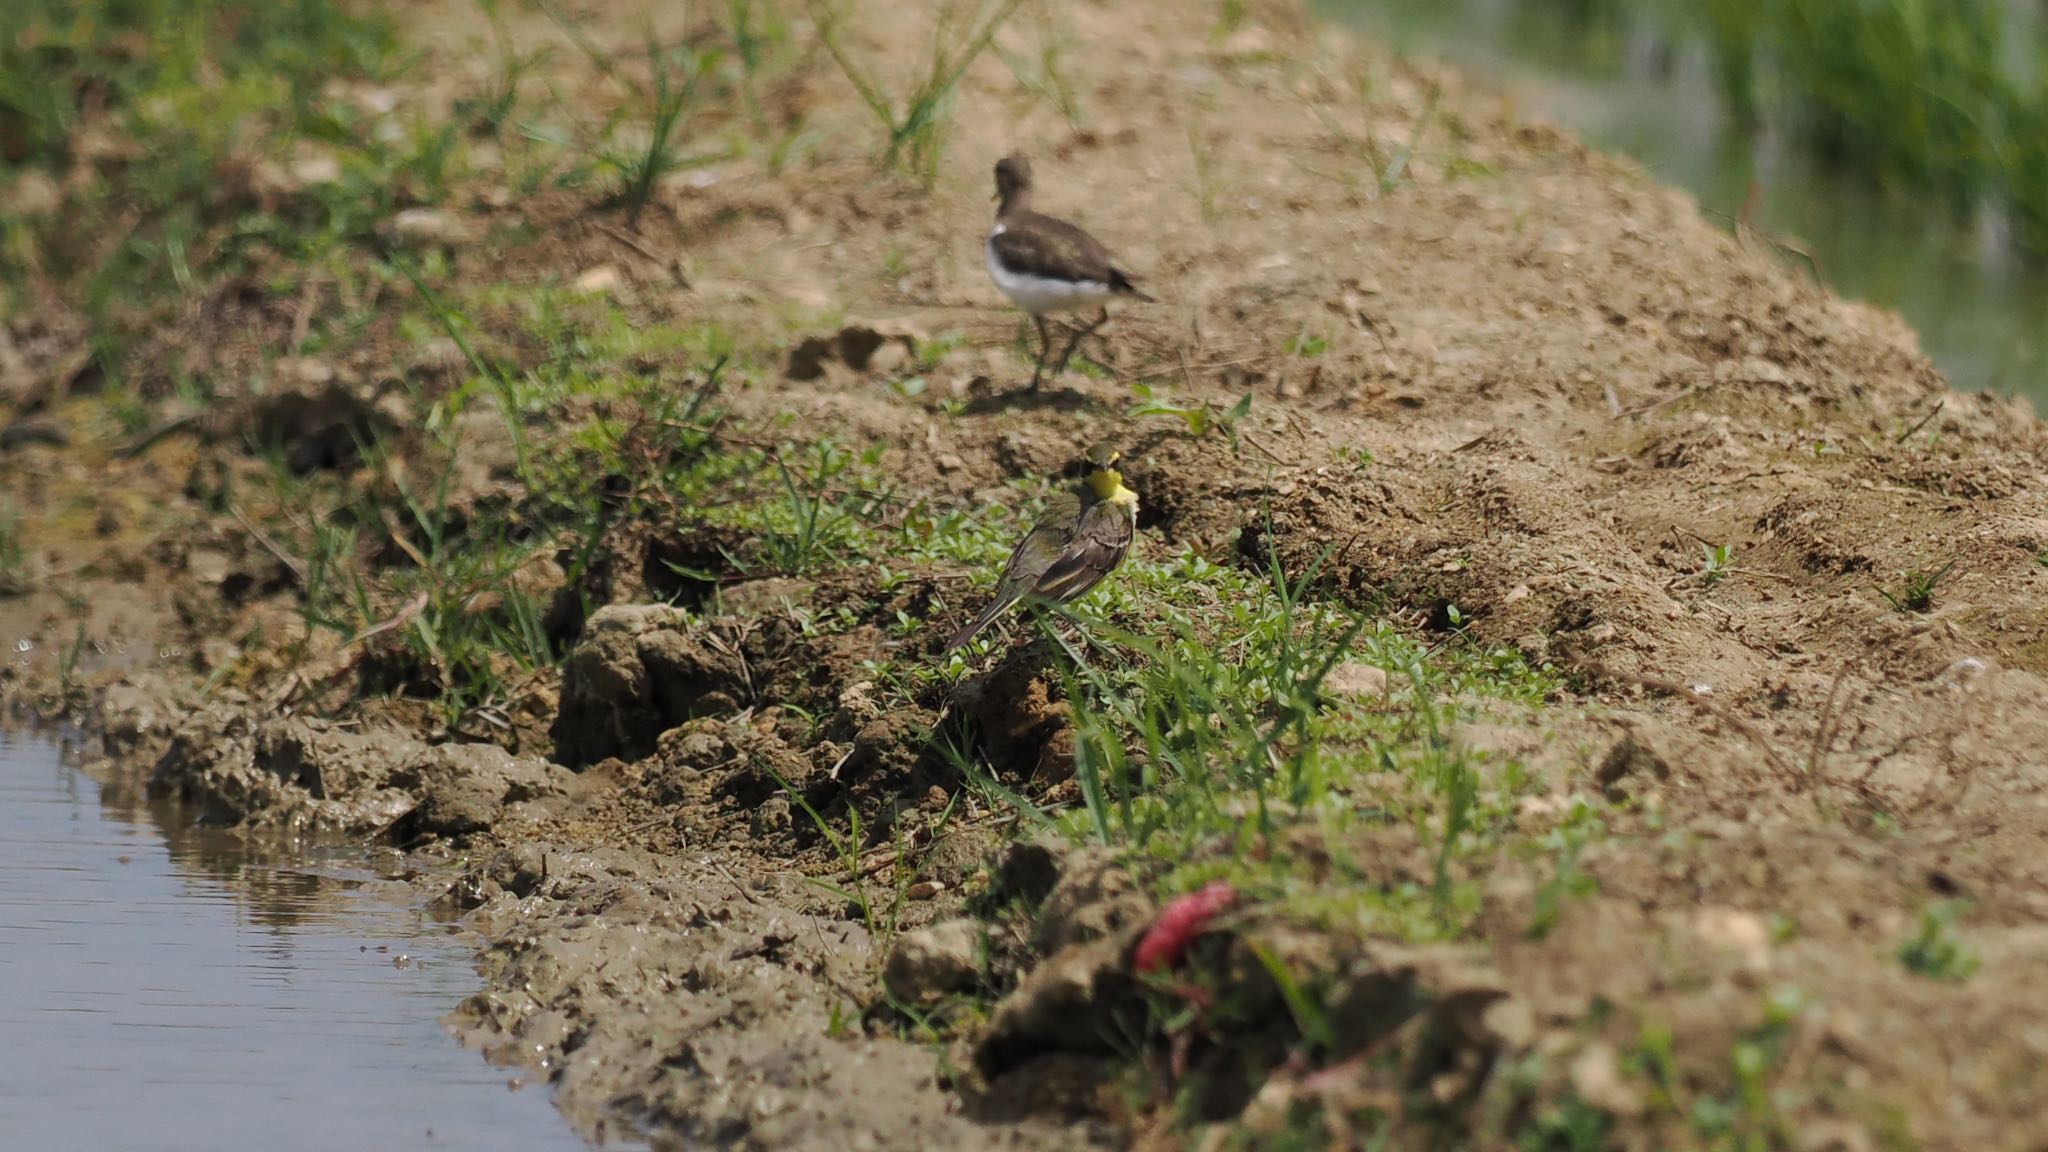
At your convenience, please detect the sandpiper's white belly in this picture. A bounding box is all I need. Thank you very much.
[986,232,1114,315]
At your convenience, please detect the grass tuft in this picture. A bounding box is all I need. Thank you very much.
[609,31,723,227]
[0,503,24,596]
[1877,559,1955,614]
[810,0,1024,184]
[1898,901,1978,982]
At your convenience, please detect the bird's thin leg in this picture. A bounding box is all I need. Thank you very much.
[1030,314,1053,391]
[1051,307,1111,377]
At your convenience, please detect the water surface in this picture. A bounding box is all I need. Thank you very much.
[0,734,582,1150]
[1320,0,2048,408]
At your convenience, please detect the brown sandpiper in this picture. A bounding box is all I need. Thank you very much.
[986,154,1155,390]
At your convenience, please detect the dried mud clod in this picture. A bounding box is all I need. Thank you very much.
[551,605,774,768]
[954,652,1070,779]
[147,708,573,838]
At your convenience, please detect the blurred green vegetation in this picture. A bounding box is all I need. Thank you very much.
[1517,0,2048,258]
[1,0,395,367]
[0,0,390,168]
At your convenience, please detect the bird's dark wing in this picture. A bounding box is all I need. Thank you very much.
[942,489,1084,652]
[991,213,1118,284]
[1030,500,1134,606]
[999,489,1082,586]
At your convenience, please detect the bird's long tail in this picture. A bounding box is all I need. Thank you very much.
[943,590,1023,653]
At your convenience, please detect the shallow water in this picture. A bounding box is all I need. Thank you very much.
[0,734,582,1150]
[1320,0,2048,409]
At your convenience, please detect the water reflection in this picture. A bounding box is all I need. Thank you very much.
[0,734,585,1150]
[1320,0,2048,407]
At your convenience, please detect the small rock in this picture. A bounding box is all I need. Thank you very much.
[836,324,916,373]
[750,795,792,837]
[185,547,233,587]
[289,152,342,187]
[935,453,965,473]
[92,677,178,759]
[409,336,467,376]
[670,729,729,768]
[715,577,816,618]
[196,639,241,673]
[907,881,944,901]
[977,937,1135,1072]
[1032,727,1077,784]
[1568,1041,1641,1117]
[1033,848,1155,954]
[584,602,692,637]
[387,207,478,248]
[272,356,336,388]
[991,839,1065,908]
[4,170,62,216]
[1323,661,1389,702]
[571,265,623,295]
[882,919,982,1003]
[1693,907,1772,974]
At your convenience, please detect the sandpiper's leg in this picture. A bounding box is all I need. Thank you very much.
[1050,307,1110,376]
[1030,314,1053,390]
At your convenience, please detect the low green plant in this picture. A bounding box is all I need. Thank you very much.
[1634,988,1809,1151]
[0,0,394,359]
[1248,940,1337,1057]
[997,9,1083,127]
[1878,559,1956,614]
[366,433,556,732]
[773,759,958,955]
[771,765,886,932]
[749,440,892,575]
[810,0,1024,183]
[1187,120,1220,222]
[1214,0,1250,40]
[1699,541,1733,585]
[1517,1093,1615,1152]
[1285,332,1328,358]
[0,503,24,595]
[1528,799,1605,938]
[725,0,795,129]
[1898,901,1978,982]
[458,0,555,136]
[1128,383,1254,446]
[936,515,1555,939]
[610,32,723,226]
[1373,84,1442,196]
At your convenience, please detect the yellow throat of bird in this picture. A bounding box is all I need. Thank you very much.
[1086,467,1139,508]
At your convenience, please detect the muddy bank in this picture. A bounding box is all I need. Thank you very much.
[9,0,2048,1146]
